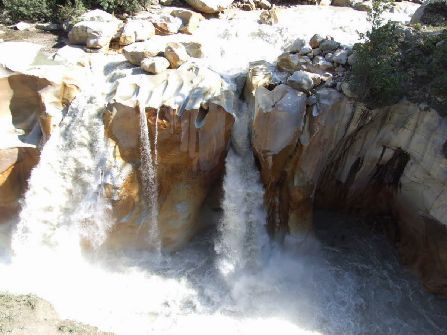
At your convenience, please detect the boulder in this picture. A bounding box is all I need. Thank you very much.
[331,0,353,6]
[119,20,155,46]
[68,10,122,49]
[313,56,334,71]
[185,0,234,13]
[285,38,307,53]
[123,40,166,65]
[141,56,170,74]
[332,49,349,65]
[309,34,324,49]
[165,42,189,68]
[277,53,312,73]
[287,70,321,92]
[259,8,279,25]
[171,9,204,35]
[319,39,340,53]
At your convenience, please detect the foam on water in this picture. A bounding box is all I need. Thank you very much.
[1,5,445,335]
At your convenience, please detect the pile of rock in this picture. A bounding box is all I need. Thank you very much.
[67,9,205,74]
[275,34,353,97]
[68,9,204,51]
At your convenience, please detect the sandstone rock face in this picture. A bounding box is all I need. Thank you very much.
[68,10,122,49]
[315,100,447,295]
[0,42,81,223]
[185,0,234,13]
[251,84,307,236]
[103,64,235,250]
[250,66,447,295]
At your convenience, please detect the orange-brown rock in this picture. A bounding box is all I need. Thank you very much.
[103,64,235,250]
[0,42,81,223]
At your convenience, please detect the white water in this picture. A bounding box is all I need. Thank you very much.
[216,103,269,278]
[1,5,446,335]
[138,103,161,253]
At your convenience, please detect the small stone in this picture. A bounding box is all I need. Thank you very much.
[141,56,170,74]
[165,42,189,68]
[313,56,334,71]
[309,34,324,49]
[287,70,321,92]
[286,38,306,53]
[325,53,334,62]
[320,39,340,53]
[299,45,313,55]
[332,49,349,65]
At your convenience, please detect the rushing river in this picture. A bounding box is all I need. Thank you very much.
[1,4,446,335]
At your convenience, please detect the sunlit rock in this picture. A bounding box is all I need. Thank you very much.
[141,56,170,74]
[185,0,234,13]
[123,40,166,65]
[119,20,155,46]
[165,42,189,69]
[103,64,235,250]
[251,84,307,236]
[171,9,204,34]
[68,10,122,49]
[0,42,81,223]
[287,70,321,92]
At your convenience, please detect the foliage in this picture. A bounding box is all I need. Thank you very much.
[348,0,404,108]
[2,0,57,22]
[348,0,447,112]
[1,0,151,23]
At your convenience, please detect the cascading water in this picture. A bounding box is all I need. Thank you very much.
[12,92,112,258]
[138,102,161,253]
[216,102,269,278]
[1,6,447,335]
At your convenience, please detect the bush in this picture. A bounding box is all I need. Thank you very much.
[2,0,57,22]
[1,0,151,23]
[349,22,404,108]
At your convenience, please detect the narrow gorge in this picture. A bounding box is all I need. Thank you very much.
[0,1,446,334]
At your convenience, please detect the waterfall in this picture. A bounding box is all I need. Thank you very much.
[12,93,112,258]
[138,104,161,253]
[216,103,269,278]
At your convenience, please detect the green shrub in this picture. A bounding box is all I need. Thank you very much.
[349,22,404,107]
[2,0,56,22]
